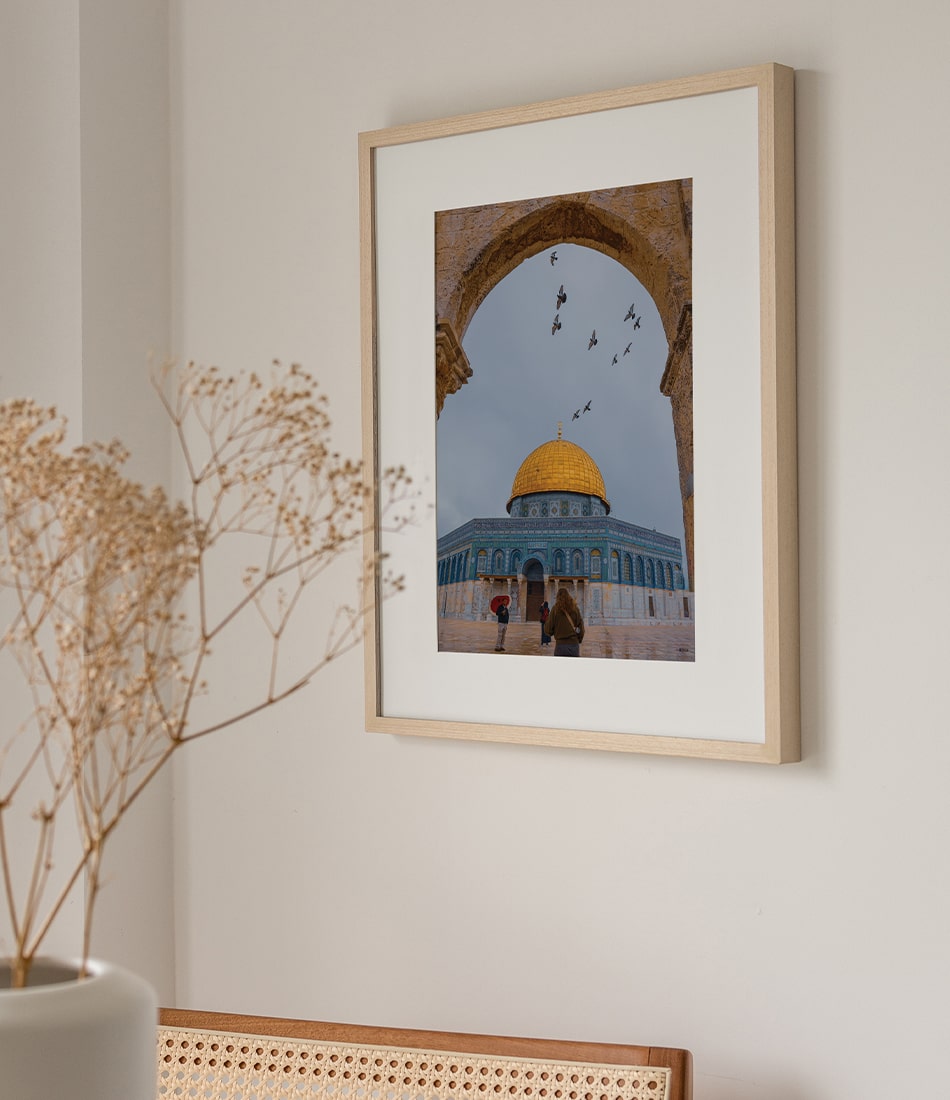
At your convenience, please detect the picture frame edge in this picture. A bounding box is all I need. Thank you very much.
[359,63,800,765]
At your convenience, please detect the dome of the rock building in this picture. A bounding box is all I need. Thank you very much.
[507,434,610,514]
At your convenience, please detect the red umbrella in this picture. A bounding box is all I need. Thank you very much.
[490,595,510,613]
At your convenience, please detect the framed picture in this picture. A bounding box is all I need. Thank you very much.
[359,63,798,763]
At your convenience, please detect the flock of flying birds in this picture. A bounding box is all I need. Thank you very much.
[547,249,646,424]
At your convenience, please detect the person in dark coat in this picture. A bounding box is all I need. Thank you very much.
[539,601,551,646]
[494,600,510,651]
[546,588,584,657]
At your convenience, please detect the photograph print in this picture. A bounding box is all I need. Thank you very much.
[435,180,694,662]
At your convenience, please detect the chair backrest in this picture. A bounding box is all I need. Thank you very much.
[158,1009,692,1100]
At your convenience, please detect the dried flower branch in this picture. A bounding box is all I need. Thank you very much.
[0,360,413,987]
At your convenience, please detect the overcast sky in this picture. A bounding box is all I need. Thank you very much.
[436,242,687,568]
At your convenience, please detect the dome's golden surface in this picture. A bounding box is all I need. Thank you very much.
[507,437,609,512]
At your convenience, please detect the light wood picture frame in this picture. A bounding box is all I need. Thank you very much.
[360,63,798,763]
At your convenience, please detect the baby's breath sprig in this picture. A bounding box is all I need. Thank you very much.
[0,360,412,987]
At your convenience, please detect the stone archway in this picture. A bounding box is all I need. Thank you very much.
[435,182,694,585]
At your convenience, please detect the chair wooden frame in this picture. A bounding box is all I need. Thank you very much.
[159,1009,692,1100]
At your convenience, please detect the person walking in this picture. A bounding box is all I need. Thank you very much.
[494,598,510,651]
[547,588,584,657]
[539,600,551,646]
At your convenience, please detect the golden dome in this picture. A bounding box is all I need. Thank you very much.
[507,433,610,513]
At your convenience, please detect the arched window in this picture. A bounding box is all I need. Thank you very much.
[572,549,583,574]
[590,549,602,578]
[664,562,673,589]
[610,550,620,581]
[635,555,644,585]
[623,554,633,583]
[554,550,565,574]
[511,550,522,572]
[476,549,487,574]
[645,559,655,587]
[493,549,503,572]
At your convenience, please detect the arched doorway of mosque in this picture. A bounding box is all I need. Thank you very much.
[523,559,545,623]
[435,182,694,587]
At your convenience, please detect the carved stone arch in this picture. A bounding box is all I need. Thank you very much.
[435,182,694,584]
[451,198,681,349]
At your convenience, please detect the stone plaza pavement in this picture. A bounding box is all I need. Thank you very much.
[438,618,696,662]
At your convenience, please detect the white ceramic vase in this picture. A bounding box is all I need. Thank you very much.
[0,956,157,1100]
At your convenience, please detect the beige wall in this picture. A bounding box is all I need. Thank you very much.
[169,4,950,1094]
[0,0,85,971]
[5,0,949,1096]
[0,0,174,998]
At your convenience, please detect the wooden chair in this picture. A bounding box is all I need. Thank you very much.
[158,1009,692,1100]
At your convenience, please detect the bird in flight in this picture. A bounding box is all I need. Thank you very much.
[587,330,598,350]
[611,354,618,366]
[583,400,592,413]
[550,251,558,265]
[633,316,641,330]
[551,314,562,335]
[624,303,636,321]
[556,284,567,308]
[572,409,581,421]
[623,342,632,356]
